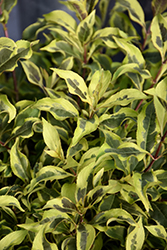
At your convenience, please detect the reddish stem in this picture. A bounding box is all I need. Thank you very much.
[0,141,10,150]
[144,130,167,172]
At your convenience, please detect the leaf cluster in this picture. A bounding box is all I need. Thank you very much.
[0,0,167,249]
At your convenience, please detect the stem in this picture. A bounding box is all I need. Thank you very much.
[144,129,167,172]
[0,141,10,150]
[82,45,87,80]
[141,25,151,51]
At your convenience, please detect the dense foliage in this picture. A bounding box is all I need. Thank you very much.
[1,0,167,249]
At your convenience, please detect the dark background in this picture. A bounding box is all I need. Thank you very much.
[0,0,152,41]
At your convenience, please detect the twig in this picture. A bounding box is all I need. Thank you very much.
[144,130,167,172]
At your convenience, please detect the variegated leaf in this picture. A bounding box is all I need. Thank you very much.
[76,224,95,250]
[52,69,92,105]
[0,94,16,123]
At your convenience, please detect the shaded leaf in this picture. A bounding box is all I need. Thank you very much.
[0,94,16,123]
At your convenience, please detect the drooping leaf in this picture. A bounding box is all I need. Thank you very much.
[76,223,95,250]
[24,165,73,195]
[115,0,145,28]
[44,10,77,33]
[43,197,77,214]
[112,63,151,90]
[34,97,79,121]
[0,94,16,123]
[0,38,37,74]
[10,138,30,182]
[0,230,27,250]
[61,237,76,250]
[98,89,148,109]
[0,195,24,212]
[145,225,167,241]
[113,37,145,68]
[52,68,92,105]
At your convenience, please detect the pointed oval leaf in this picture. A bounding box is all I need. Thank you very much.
[0,230,27,250]
[34,97,79,120]
[0,94,16,123]
[10,138,30,182]
[51,69,92,105]
[145,225,167,240]
[43,197,77,213]
[116,0,145,28]
[0,195,24,212]
[21,60,43,87]
[44,10,77,33]
[77,10,95,44]
[137,101,157,151]
[126,217,145,250]
[77,224,95,250]
[42,118,64,160]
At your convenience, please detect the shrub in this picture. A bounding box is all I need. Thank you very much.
[0,0,167,249]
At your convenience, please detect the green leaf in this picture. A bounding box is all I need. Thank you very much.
[76,162,94,203]
[132,172,151,212]
[42,118,64,159]
[126,217,145,250]
[41,40,82,59]
[152,0,167,16]
[24,165,73,195]
[151,15,167,61]
[112,63,151,90]
[0,230,27,250]
[137,101,157,152]
[0,94,16,123]
[113,37,145,68]
[10,138,30,182]
[77,10,95,44]
[150,202,167,227]
[51,69,92,105]
[92,27,128,49]
[109,11,138,37]
[115,0,145,28]
[60,0,87,21]
[70,114,99,148]
[11,117,38,139]
[76,224,95,250]
[145,225,167,241]
[91,208,136,231]
[0,39,36,74]
[34,97,79,121]
[67,138,88,157]
[43,197,77,213]
[98,89,148,109]
[21,60,43,88]
[44,10,77,33]
[88,69,111,108]
[0,195,24,212]
[61,183,76,204]
[105,225,126,246]
[86,0,98,14]
[62,237,76,250]
[99,108,137,130]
